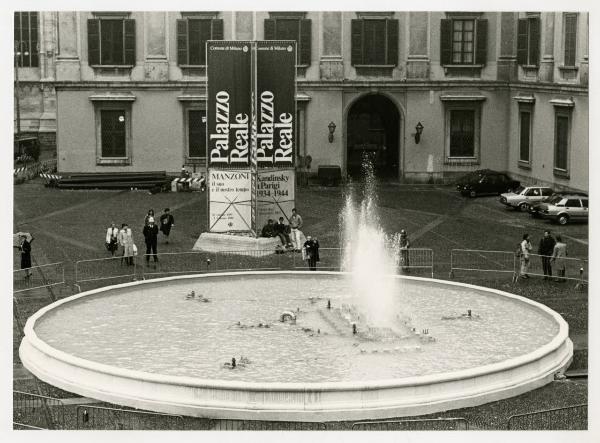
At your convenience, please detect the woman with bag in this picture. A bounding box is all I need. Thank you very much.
[119,223,135,266]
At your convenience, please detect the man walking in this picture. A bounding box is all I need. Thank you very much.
[303,235,320,271]
[159,208,175,244]
[289,208,304,252]
[143,217,159,265]
[538,230,556,280]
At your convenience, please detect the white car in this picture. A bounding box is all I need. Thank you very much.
[499,186,554,212]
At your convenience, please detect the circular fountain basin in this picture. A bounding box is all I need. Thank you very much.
[20,271,572,422]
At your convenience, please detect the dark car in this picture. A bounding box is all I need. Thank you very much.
[455,169,520,198]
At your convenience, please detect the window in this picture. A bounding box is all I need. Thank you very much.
[519,109,532,163]
[264,16,311,65]
[188,109,207,159]
[517,16,540,66]
[177,18,223,66]
[92,98,133,165]
[88,18,135,66]
[100,110,127,157]
[582,199,588,208]
[440,18,487,66]
[351,18,398,66]
[14,12,38,67]
[564,13,578,66]
[541,188,553,196]
[554,112,570,172]
[565,199,581,208]
[449,110,475,157]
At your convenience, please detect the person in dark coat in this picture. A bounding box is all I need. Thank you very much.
[143,217,159,264]
[538,230,556,279]
[274,217,292,248]
[399,230,410,271]
[15,234,34,278]
[261,219,276,238]
[159,208,175,244]
[303,235,320,271]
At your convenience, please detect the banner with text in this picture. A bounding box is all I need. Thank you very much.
[256,169,295,230]
[256,41,296,167]
[207,41,252,166]
[209,169,252,232]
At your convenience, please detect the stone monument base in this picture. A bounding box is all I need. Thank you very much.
[193,232,281,256]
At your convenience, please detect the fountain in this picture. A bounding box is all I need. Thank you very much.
[19,161,573,422]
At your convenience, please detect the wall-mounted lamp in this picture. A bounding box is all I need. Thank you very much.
[328,121,336,143]
[414,122,424,144]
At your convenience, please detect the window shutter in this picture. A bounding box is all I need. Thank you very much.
[123,19,136,66]
[299,19,311,65]
[87,19,100,65]
[211,19,224,40]
[517,18,528,65]
[386,19,399,66]
[30,12,39,67]
[529,17,540,65]
[264,18,275,40]
[475,19,487,65]
[176,19,188,65]
[351,19,363,65]
[440,19,452,65]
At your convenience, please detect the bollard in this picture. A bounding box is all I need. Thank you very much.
[206,258,211,272]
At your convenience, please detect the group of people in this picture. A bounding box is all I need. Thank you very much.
[518,230,568,281]
[105,208,175,265]
[260,208,322,270]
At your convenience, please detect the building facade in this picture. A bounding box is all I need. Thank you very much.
[15,11,589,191]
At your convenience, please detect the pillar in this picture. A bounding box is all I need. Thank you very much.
[319,11,343,80]
[55,11,81,81]
[539,12,555,82]
[144,12,168,81]
[497,12,518,82]
[407,12,429,79]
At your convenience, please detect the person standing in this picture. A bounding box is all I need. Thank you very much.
[105,222,120,256]
[159,208,175,244]
[119,223,135,266]
[143,217,159,265]
[289,208,304,252]
[538,230,556,280]
[519,233,532,278]
[15,234,34,278]
[399,230,410,271]
[551,235,568,282]
[303,235,320,271]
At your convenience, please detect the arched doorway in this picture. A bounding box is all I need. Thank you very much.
[346,94,400,179]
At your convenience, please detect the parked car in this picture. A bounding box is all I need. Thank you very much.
[499,186,554,212]
[456,169,520,198]
[536,193,589,225]
[528,191,587,218]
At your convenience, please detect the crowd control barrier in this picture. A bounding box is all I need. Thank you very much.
[76,405,184,430]
[13,391,65,430]
[507,404,587,430]
[74,256,137,291]
[13,262,65,294]
[516,253,588,284]
[450,249,516,279]
[352,417,469,430]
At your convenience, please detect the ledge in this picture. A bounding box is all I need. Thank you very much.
[549,98,575,108]
[553,168,570,179]
[440,94,486,102]
[96,158,131,166]
[518,161,532,170]
[513,95,536,104]
[177,94,207,101]
[89,92,136,102]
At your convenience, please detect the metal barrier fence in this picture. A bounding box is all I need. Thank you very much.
[76,405,185,430]
[13,422,46,430]
[507,404,587,430]
[13,262,65,293]
[397,248,434,277]
[352,418,469,430]
[13,390,65,430]
[291,247,344,271]
[140,251,215,279]
[450,249,516,278]
[213,419,327,431]
[74,256,137,290]
[517,253,588,283]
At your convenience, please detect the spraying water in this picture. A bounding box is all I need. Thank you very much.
[340,158,401,327]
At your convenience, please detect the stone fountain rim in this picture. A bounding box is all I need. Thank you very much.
[23,270,569,392]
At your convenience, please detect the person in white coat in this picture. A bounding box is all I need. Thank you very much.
[520,233,532,278]
[119,223,135,265]
[105,222,120,256]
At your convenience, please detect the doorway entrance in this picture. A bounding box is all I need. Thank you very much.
[346,94,400,179]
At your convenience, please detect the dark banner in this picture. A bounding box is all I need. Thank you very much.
[256,41,296,167]
[207,41,252,166]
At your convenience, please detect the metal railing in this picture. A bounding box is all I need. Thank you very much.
[507,404,587,430]
[352,417,469,430]
[13,262,65,293]
[76,405,185,430]
[74,256,137,291]
[213,419,327,431]
[13,390,65,430]
[397,248,435,277]
[450,249,516,279]
[516,253,588,283]
[13,422,46,430]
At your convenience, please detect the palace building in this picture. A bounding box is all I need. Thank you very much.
[14,11,589,191]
